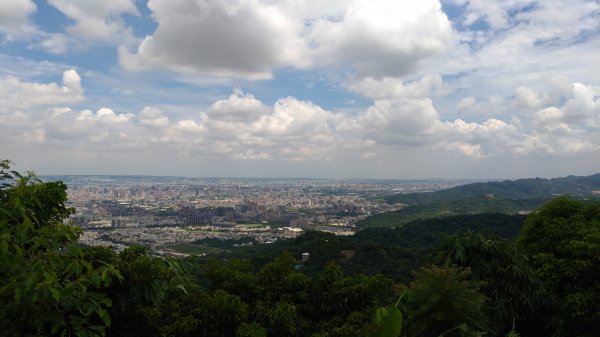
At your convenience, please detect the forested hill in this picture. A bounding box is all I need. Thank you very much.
[222,213,526,282]
[384,173,600,205]
[357,173,600,228]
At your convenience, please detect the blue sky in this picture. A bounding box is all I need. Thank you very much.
[0,0,598,179]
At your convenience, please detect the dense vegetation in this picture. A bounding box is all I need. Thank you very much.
[213,213,525,282]
[359,174,600,228]
[384,174,600,204]
[1,160,599,337]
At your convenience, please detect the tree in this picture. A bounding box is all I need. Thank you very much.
[259,301,301,337]
[106,246,188,337]
[432,232,542,336]
[517,197,600,337]
[143,283,249,337]
[257,251,306,303]
[0,160,122,336]
[367,292,406,337]
[203,258,260,303]
[406,265,489,337]
[236,323,267,337]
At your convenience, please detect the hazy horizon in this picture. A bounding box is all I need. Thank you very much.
[37,171,598,182]
[1,1,598,179]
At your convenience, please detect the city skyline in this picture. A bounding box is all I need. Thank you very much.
[1,0,599,179]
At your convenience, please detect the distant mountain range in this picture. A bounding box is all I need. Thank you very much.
[360,173,600,228]
[384,173,600,204]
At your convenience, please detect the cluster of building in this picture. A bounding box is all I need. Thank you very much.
[46,175,470,254]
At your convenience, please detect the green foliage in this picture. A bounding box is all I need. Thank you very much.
[237,323,267,337]
[227,215,524,285]
[517,197,600,337]
[231,231,351,276]
[106,245,188,337]
[259,301,302,337]
[364,174,600,228]
[143,284,249,337]
[257,251,304,303]
[384,174,600,205]
[0,160,122,337]
[432,232,542,335]
[359,198,539,228]
[367,291,406,337]
[191,252,396,337]
[505,319,520,337]
[357,213,525,243]
[406,266,490,337]
[166,243,224,255]
[305,262,396,325]
[369,307,403,337]
[203,258,260,302]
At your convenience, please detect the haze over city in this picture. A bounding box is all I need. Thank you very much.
[1,0,598,178]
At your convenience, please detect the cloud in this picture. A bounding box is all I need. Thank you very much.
[120,0,308,80]
[233,149,272,160]
[0,0,137,52]
[514,86,550,109]
[139,106,169,127]
[2,1,599,178]
[341,75,452,149]
[19,128,46,144]
[205,89,269,122]
[199,91,340,161]
[340,94,524,160]
[533,82,600,130]
[309,0,453,78]
[41,89,338,162]
[338,70,596,161]
[442,141,483,158]
[173,119,204,133]
[437,0,600,107]
[77,108,134,125]
[458,0,510,30]
[121,0,452,80]
[27,32,69,54]
[441,118,523,156]
[350,97,441,146]
[1,81,597,177]
[62,69,83,93]
[347,74,449,100]
[252,97,335,139]
[0,0,37,37]
[47,0,137,40]
[0,69,83,109]
[457,97,477,112]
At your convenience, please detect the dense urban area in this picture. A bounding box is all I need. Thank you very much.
[51,175,473,255]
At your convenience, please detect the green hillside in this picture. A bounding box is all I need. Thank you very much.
[359,173,600,228]
[223,213,526,282]
[384,173,600,205]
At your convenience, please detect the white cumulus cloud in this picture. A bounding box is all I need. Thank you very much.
[120,0,308,79]
[47,0,137,40]
[309,0,453,78]
[0,69,83,109]
[121,0,452,80]
[139,106,170,127]
[0,0,37,37]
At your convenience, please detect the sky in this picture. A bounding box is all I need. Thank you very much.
[0,0,598,179]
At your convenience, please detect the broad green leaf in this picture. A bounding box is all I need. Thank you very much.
[378,307,403,337]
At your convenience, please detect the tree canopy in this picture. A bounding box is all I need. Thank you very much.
[517,197,600,337]
[0,160,122,336]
